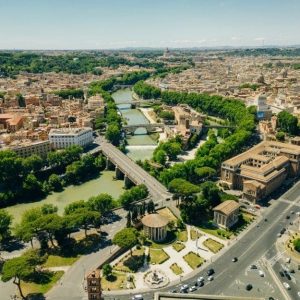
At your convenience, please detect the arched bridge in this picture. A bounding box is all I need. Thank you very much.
[123,123,165,135]
[94,137,172,202]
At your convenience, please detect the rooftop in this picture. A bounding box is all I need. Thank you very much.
[141,213,169,228]
[213,200,240,215]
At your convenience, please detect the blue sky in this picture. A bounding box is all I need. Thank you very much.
[0,0,299,49]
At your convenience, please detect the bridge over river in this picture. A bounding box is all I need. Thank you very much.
[91,137,172,202]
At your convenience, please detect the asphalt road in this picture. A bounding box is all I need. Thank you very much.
[105,181,300,300]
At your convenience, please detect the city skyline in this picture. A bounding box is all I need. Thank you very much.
[0,0,300,49]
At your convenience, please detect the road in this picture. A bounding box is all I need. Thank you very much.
[96,137,172,202]
[105,181,300,300]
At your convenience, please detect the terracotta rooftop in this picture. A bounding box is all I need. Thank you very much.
[213,200,240,216]
[141,213,169,228]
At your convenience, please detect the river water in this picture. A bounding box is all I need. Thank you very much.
[7,89,157,224]
[112,88,157,161]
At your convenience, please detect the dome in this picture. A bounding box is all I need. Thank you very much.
[141,213,169,228]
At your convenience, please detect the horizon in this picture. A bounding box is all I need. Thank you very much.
[0,0,300,50]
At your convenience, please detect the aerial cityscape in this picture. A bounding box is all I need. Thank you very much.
[1,1,300,300]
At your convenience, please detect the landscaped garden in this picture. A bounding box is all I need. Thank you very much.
[114,247,145,273]
[203,238,224,253]
[172,242,185,252]
[170,263,183,275]
[101,271,134,291]
[183,251,204,269]
[150,248,170,264]
[190,229,202,240]
[177,230,188,242]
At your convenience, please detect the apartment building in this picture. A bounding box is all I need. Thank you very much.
[3,140,51,158]
[221,141,300,202]
[49,127,93,149]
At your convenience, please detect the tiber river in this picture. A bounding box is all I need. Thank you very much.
[7,89,158,224]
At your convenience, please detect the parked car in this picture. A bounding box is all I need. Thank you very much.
[180,284,189,293]
[132,295,143,300]
[198,281,204,287]
[286,215,290,219]
[207,276,214,281]
[259,270,265,277]
[232,257,238,262]
[279,271,285,277]
[283,282,291,290]
[280,228,286,234]
[250,264,257,269]
[246,284,253,291]
[197,276,205,283]
[189,286,197,292]
[207,268,215,276]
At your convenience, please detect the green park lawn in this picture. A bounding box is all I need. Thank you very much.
[114,247,145,272]
[203,238,224,253]
[101,271,132,291]
[170,263,183,275]
[172,242,185,252]
[183,252,204,269]
[21,271,64,297]
[177,230,188,242]
[150,248,170,264]
[190,229,202,241]
[43,255,80,268]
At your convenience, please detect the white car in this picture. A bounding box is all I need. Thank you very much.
[197,276,204,283]
[132,295,143,300]
[259,270,265,277]
[283,282,291,290]
[207,276,214,281]
[297,291,300,297]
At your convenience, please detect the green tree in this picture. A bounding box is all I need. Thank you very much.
[294,238,300,253]
[275,131,285,141]
[22,155,43,174]
[153,149,167,165]
[48,174,63,191]
[126,211,132,228]
[16,93,26,107]
[102,264,112,278]
[147,200,155,214]
[113,228,138,255]
[105,124,121,146]
[87,193,114,214]
[0,209,12,244]
[277,111,298,135]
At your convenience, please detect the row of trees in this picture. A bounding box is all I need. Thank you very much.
[53,88,84,99]
[0,146,106,207]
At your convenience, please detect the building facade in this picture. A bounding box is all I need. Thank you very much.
[213,200,240,230]
[86,270,102,300]
[141,214,169,242]
[11,140,51,158]
[221,141,300,202]
[49,127,93,149]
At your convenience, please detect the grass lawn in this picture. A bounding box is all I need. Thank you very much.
[101,272,133,291]
[21,271,64,297]
[157,207,177,222]
[242,212,255,223]
[190,229,202,241]
[43,255,80,268]
[177,230,188,242]
[114,247,145,272]
[150,248,169,264]
[170,263,183,275]
[172,242,185,252]
[203,238,224,253]
[183,252,204,269]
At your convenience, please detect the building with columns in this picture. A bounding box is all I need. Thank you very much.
[213,200,240,230]
[141,213,169,242]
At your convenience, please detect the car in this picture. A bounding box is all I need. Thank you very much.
[277,233,282,238]
[279,271,285,277]
[283,282,291,290]
[259,270,265,277]
[132,295,143,300]
[171,289,177,293]
[286,215,290,219]
[207,276,214,281]
[207,268,215,276]
[280,228,286,234]
[232,257,238,262]
[286,257,291,263]
[189,286,197,292]
[290,221,294,225]
[198,281,204,287]
[291,211,295,214]
[245,284,253,291]
[285,273,291,280]
[264,218,268,222]
[269,297,275,300]
[197,276,205,283]
[180,284,189,293]
[297,291,300,297]
[250,264,257,269]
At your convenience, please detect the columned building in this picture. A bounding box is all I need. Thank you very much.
[141,213,169,242]
[213,200,240,230]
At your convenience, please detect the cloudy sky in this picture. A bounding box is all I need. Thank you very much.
[0,0,299,49]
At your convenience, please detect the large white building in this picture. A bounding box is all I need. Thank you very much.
[49,127,93,149]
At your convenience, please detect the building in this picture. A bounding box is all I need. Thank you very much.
[256,94,272,121]
[213,200,240,229]
[221,141,300,202]
[49,127,93,149]
[86,270,102,300]
[141,213,169,242]
[10,140,51,158]
[88,94,105,110]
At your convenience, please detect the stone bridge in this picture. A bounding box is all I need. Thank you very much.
[123,123,165,135]
[92,137,172,202]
